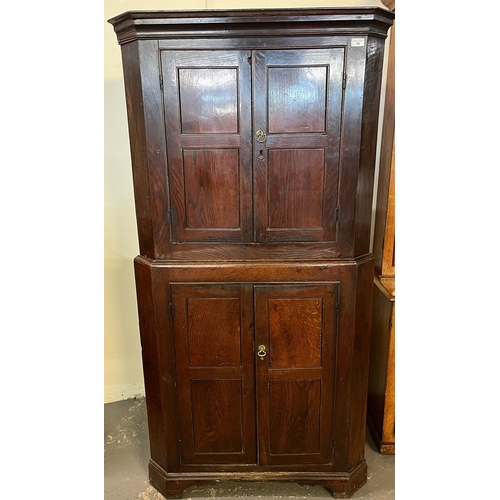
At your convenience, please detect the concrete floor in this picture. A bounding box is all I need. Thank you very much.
[105,398,395,500]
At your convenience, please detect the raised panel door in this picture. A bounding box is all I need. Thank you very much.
[161,51,253,243]
[171,284,256,465]
[254,284,338,466]
[253,49,345,243]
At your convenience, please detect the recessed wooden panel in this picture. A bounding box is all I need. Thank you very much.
[268,298,322,368]
[268,149,325,229]
[162,51,252,244]
[191,379,244,453]
[268,66,327,133]
[184,149,240,229]
[255,283,337,466]
[187,297,241,367]
[171,283,256,465]
[253,49,344,244]
[269,380,321,455]
[179,68,238,134]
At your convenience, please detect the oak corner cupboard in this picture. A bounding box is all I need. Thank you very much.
[108,7,394,499]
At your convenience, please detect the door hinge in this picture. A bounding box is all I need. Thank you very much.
[159,74,164,90]
[334,207,340,222]
[169,303,174,316]
[342,72,346,90]
[336,302,341,314]
[247,53,252,64]
[331,439,335,449]
[168,210,173,223]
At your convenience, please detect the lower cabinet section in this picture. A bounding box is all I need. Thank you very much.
[134,257,374,498]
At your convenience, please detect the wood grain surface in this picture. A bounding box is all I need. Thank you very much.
[171,283,256,465]
[255,284,337,466]
[268,298,322,368]
[111,8,394,498]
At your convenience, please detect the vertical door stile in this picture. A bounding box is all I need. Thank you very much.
[254,284,270,466]
[239,50,254,243]
[252,50,268,243]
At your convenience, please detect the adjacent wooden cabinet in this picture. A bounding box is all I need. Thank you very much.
[368,276,395,454]
[109,8,394,499]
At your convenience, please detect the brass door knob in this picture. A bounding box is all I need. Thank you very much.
[257,345,267,359]
[255,130,267,143]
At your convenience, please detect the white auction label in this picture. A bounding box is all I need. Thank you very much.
[351,38,365,47]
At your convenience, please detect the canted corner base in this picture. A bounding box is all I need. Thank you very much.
[148,460,367,499]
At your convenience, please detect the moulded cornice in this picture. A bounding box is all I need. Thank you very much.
[108,7,395,45]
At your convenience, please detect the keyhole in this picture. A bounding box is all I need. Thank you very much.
[259,150,265,160]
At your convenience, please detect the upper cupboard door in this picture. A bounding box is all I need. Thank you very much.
[253,49,345,243]
[161,51,252,243]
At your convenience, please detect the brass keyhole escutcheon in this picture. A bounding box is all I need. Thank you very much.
[255,130,267,143]
[257,345,267,359]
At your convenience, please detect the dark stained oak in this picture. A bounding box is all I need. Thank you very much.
[347,256,375,466]
[179,68,239,134]
[255,284,337,466]
[268,149,325,231]
[269,380,322,455]
[268,66,327,134]
[110,8,394,499]
[186,297,241,367]
[133,259,168,469]
[191,379,244,453]
[114,34,390,259]
[352,36,387,256]
[171,283,256,465]
[253,48,344,244]
[109,8,395,44]
[149,459,369,500]
[120,40,170,259]
[268,298,322,368]
[183,149,241,230]
[161,50,252,244]
[132,255,377,492]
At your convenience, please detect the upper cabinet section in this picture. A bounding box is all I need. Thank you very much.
[109,9,394,261]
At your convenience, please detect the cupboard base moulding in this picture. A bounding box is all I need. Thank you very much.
[149,459,368,499]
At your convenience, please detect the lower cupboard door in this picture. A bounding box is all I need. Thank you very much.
[254,284,338,466]
[171,283,256,465]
